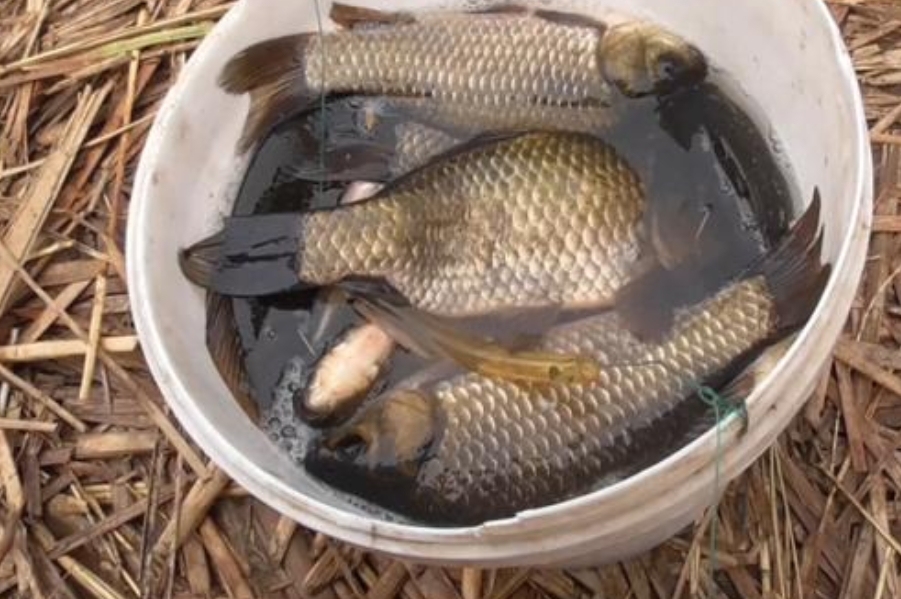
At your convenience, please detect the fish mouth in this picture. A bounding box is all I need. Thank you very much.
[293,399,337,428]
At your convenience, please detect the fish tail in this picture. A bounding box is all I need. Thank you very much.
[219,35,317,151]
[179,214,308,297]
[205,293,259,420]
[178,229,223,288]
[753,189,830,332]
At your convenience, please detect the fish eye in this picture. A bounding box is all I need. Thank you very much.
[327,431,369,461]
[656,54,681,81]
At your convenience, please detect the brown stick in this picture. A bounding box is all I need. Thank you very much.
[153,466,230,555]
[0,84,110,314]
[199,518,257,599]
[0,362,86,432]
[0,237,207,474]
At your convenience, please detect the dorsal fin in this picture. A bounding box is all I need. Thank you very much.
[329,3,416,29]
[390,130,531,178]
[533,9,608,33]
[467,4,530,16]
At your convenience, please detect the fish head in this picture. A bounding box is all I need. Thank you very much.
[600,22,708,98]
[305,389,439,483]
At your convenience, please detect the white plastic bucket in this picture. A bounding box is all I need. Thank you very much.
[127,0,872,567]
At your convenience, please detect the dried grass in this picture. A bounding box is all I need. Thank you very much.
[0,0,898,597]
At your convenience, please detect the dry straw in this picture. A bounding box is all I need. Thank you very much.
[0,0,899,597]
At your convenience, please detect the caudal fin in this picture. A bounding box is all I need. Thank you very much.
[206,293,258,420]
[179,214,305,297]
[219,35,317,151]
[751,189,830,333]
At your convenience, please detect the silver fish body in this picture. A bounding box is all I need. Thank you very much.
[219,3,707,148]
[390,122,461,177]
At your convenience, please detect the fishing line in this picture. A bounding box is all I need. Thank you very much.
[313,0,328,198]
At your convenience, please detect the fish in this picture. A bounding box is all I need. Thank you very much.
[334,177,601,388]
[205,293,259,421]
[390,122,462,178]
[291,121,464,183]
[180,131,652,317]
[219,2,708,149]
[303,193,829,525]
[298,322,396,426]
[352,295,601,386]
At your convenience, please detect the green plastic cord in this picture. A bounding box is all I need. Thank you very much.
[694,383,746,596]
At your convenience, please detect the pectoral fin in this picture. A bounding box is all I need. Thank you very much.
[349,293,599,385]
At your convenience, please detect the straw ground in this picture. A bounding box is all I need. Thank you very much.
[0,1,900,597]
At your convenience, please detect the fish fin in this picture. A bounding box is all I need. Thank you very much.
[218,35,317,151]
[338,277,409,304]
[206,293,259,420]
[449,305,572,348]
[396,359,465,391]
[308,287,351,348]
[533,8,608,33]
[340,181,387,206]
[350,296,437,359]
[350,295,599,385]
[393,130,534,179]
[179,214,305,297]
[612,261,679,342]
[467,4,531,15]
[648,198,708,270]
[750,189,829,332]
[286,143,393,183]
[329,3,416,28]
[609,248,721,343]
[179,229,223,288]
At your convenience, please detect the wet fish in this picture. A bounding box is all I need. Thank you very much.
[339,180,385,205]
[352,295,601,386]
[390,122,461,177]
[304,194,829,525]
[220,3,707,149]
[298,322,395,426]
[299,184,396,426]
[205,293,259,420]
[180,131,650,317]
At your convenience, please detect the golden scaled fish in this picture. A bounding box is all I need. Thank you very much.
[303,193,829,525]
[220,2,708,149]
[180,131,651,318]
[390,122,461,178]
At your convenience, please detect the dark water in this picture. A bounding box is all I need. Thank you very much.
[210,82,795,521]
[225,83,793,414]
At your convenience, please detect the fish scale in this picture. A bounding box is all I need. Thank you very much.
[303,14,615,133]
[395,276,776,521]
[297,132,647,316]
[216,3,706,149]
